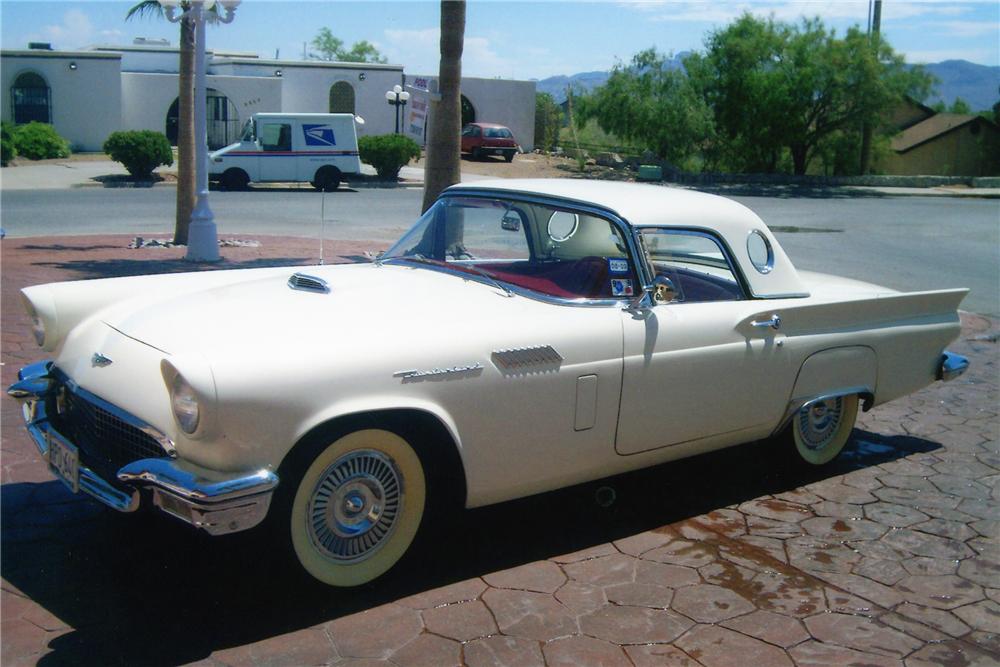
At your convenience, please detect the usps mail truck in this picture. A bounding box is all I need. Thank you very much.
[210,113,362,191]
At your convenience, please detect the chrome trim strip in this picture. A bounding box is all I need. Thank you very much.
[937,350,969,382]
[117,460,278,505]
[772,386,875,437]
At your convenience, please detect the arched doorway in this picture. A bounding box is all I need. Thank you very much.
[11,71,50,124]
[165,88,240,149]
[461,95,476,126]
[329,81,355,114]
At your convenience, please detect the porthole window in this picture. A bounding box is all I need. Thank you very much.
[547,211,579,242]
[747,230,773,274]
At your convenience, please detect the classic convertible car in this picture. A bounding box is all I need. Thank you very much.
[9,180,970,586]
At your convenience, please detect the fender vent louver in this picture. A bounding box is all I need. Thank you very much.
[287,273,330,294]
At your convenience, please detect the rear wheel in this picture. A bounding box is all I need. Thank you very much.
[312,166,341,192]
[221,168,249,190]
[283,428,426,587]
[788,395,859,465]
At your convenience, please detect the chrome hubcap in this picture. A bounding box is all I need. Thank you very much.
[797,397,844,451]
[307,449,403,562]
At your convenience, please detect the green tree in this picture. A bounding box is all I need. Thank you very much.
[534,92,562,152]
[310,28,387,63]
[948,97,972,114]
[422,0,465,212]
[577,49,713,167]
[686,14,933,175]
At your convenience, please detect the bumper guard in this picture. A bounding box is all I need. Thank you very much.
[8,361,278,536]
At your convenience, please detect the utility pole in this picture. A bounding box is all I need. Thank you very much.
[860,0,882,174]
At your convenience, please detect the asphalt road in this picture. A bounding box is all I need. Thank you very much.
[1,185,997,315]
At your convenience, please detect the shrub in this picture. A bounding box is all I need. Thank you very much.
[1,121,16,166]
[103,130,173,179]
[12,122,70,160]
[358,134,421,180]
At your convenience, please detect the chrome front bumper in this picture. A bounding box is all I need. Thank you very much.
[8,361,279,536]
[938,351,970,382]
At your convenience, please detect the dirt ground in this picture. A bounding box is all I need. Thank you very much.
[414,151,634,181]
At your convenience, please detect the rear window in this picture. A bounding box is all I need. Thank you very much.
[484,127,512,138]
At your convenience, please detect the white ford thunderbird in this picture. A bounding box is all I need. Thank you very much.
[9,180,970,586]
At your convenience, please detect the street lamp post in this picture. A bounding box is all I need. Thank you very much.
[385,84,410,134]
[160,0,239,262]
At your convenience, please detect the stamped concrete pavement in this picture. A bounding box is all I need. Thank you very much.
[1,236,997,666]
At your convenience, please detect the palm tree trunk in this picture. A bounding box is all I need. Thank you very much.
[421,0,466,213]
[174,16,196,245]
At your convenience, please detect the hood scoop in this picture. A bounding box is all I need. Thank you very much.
[287,272,330,294]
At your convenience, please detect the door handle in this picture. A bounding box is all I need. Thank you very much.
[751,314,781,330]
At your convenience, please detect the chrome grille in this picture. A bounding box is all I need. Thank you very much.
[57,389,170,475]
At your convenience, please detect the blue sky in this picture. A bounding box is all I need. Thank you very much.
[2,1,998,79]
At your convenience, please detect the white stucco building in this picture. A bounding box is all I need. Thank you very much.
[1,41,536,153]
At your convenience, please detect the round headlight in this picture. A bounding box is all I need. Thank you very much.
[171,375,200,434]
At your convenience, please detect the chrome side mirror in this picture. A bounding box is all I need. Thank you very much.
[652,275,676,304]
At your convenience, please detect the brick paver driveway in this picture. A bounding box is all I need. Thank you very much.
[2,236,997,666]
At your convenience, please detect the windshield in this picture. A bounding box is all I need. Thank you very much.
[484,127,512,138]
[382,195,638,301]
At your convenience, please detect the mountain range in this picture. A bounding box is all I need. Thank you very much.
[536,59,1000,112]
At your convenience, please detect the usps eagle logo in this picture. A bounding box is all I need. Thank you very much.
[303,124,337,147]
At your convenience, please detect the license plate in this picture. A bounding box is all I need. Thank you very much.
[492,149,504,156]
[47,434,79,493]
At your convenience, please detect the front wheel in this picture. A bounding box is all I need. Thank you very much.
[286,429,426,587]
[504,152,514,163]
[788,394,859,465]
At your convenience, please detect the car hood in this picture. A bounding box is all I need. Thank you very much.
[100,262,519,358]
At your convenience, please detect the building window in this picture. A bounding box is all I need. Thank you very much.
[329,81,355,114]
[11,72,51,124]
[165,88,240,150]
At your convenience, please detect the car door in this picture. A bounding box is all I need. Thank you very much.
[258,120,293,182]
[616,228,791,455]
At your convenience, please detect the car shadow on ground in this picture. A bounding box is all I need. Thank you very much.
[0,427,940,666]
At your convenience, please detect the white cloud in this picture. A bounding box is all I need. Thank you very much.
[382,27,521,78]
[621,0,975,25]
[34,9,95,49]
[939,19,1000,37]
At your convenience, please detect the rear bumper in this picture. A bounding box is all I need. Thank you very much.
[8,361,278,536]
[937,350,970,382]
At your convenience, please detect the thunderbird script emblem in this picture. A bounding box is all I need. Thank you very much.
[91,353,113,368]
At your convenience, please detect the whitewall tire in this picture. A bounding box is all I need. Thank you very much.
[791,395,859,465]
[288,429,426,587]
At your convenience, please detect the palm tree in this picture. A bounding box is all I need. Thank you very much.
[421,0,466,213]
[127,1,195,245]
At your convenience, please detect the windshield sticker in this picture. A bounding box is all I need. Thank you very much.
[611,279,634,297]
[609,258,629,274]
